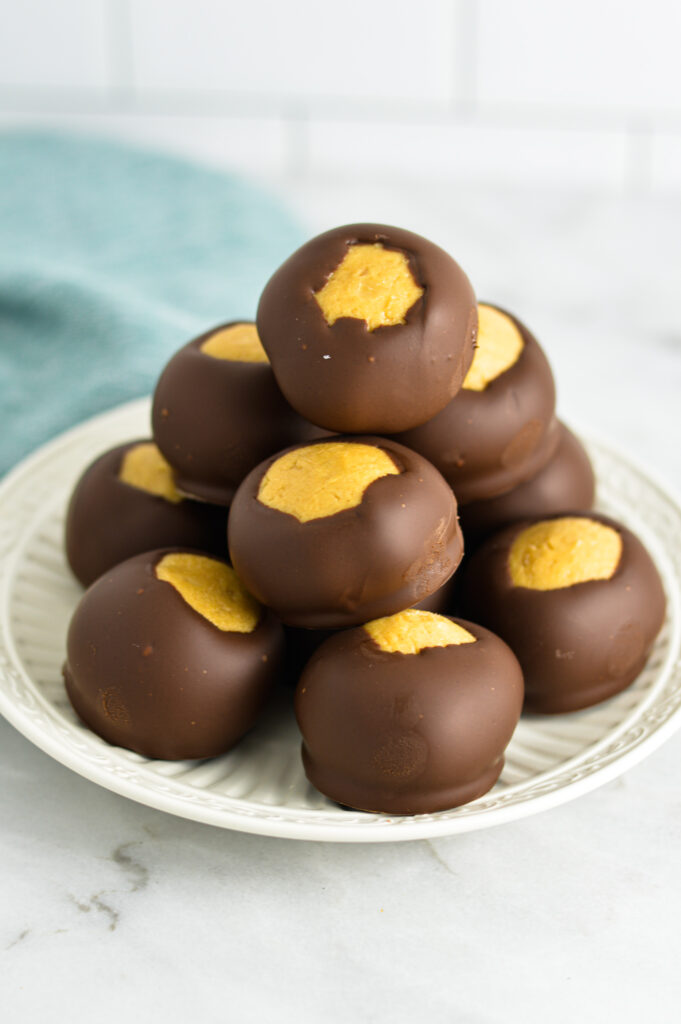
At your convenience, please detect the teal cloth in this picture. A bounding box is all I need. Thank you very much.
[0,132,303,476]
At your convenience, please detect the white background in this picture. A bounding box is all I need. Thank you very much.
[1,0,680,192]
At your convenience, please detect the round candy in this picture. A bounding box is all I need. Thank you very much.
[64,550,283,759]
[65,441,227,587]
[152,321,319,506]
[228,436,463,629]
[280,577,458,688]
[392,303,558,504]
[458,422,595,548]
[459,513,666,713]
[256,223,477,434]
[295,610,523,814]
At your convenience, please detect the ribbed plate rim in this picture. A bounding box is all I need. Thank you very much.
[0,398,680,842]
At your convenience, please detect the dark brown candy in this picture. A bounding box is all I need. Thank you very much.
[280,626,333,689]
[295,616,523,814]
[412,574,457,614]
[256,223,477,434]
[459,513,666,713]
[459,422,596,549]
[280,579,457,688]
[392,304,558,504]
[151,322,320,506]
[228,436,464,630]
[65,441,228,587]
[63,549,284,760]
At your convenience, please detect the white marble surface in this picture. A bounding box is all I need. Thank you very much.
[3,178,681,1023]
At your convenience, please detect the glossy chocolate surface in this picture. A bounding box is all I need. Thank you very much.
[63,549,284,760]
[280,577,457,688]
[392,304,558,504]
[228,437,464,629]
[151,323,320,506]
[256,224,477,434]
[295,618,523,814]
[459,422,596,549]
[459,513,666,713]
[65,441,228,587]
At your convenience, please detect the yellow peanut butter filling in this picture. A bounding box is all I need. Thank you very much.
[257,442,399,523]
[201,323,269,363]
[314,243,424,331]
[365,609,476,655]
[156,553,260,632]
[508,517,622,591]
[463,304,524,391]
[119,443,183,504]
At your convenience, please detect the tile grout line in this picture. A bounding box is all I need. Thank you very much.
[625,116,655,196]
[2,84,681,135]
[284,105,310,182]
[106,0,135,107]
[455,0,478,115]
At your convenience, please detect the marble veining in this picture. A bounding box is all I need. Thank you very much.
[63,843,148,933]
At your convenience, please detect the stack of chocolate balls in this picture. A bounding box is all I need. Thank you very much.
[63,223,666,815]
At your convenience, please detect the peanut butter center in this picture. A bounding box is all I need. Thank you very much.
[201,323,268,363]
[156,553,260,632]
[119,443,182,504]
[314,243,424,331]
[508,517,622,591]
[257,442,400,523]
[365,609,476,655]
[463,304,524,391]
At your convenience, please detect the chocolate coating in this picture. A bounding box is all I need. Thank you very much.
[151,323,320,506]
[256,223,477,434]
[228,437,464,629]
[295,618,523,814]
[65,441,228,587]
[392,305,558,504]
[280,579,457,688]
[63,549,284,760]
[459,513,666,713]
[459,422,596,549]
[412,574,458,615]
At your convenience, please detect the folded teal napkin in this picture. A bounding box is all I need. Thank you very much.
[0,131,303,476]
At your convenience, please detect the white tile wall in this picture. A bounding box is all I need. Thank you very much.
[477,0,681,115]
[652,133,681,191]
[0,0,111,90]
[0,112,289,180]
[306,119,631,188]
[0,0,680,191]
[129,0,460,105]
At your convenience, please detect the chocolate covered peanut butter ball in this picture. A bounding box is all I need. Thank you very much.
[295,610,523,814]
[152,321,319,506]
[65,441,228,587]
[393,303,558,504]
[460,513,666,713]
[257,223,477,434]
[228,437,463,629]
[64,550,283,759]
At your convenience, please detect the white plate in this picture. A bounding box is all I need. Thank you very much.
[1,398,680,842]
